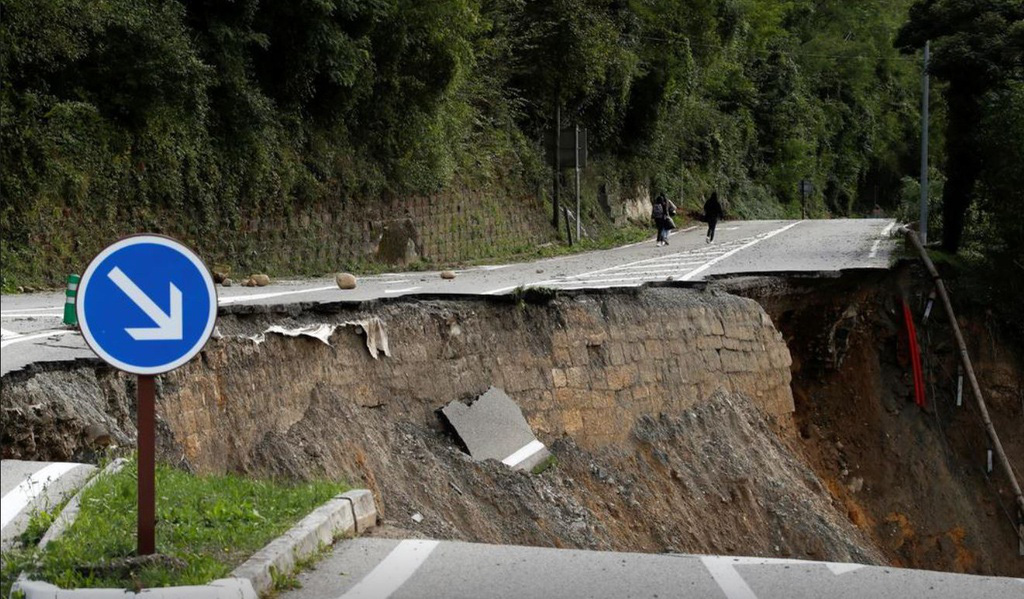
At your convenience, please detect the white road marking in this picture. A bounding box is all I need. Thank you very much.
[1,328,22,340]
[218,286,337,305]
[869,220,898,259]
[338,539,440,599]
[682,221,803,281]
[1,313,62,319]
[383,287,421,294]
[0,329,74,349]
[1,307,63,313]
[501,439,547,468]
[1,462,81,529]
[701,556,759,599]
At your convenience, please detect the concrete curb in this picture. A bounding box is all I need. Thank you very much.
[231,490,376,596]
[11,489,377,599]
[38,459,128,550]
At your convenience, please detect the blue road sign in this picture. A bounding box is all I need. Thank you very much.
[77,235,217,375]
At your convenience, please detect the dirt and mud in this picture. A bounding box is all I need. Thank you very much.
[2,276,1021,577]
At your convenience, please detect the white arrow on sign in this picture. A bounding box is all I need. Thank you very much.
[107,267,183,341]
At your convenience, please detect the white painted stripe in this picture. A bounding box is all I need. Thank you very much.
[1,307,63,313]
[825,562,866,575]
[218,285,337,305]
[383,287,421,294]
[0,329,74,349]
[1,462,81,529]
[701,556,759,599]
[339,539,440,599]
[1,313,62,319]
[1,328,22,340]
[501,439,547,468]
[682,221,803,281]
[67,283,78,291]
[868,237,884,258]
[65,297,75,303]
[881,221,896,236]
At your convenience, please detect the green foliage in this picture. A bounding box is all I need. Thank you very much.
[1,458,345,591]
[2,0,925,287]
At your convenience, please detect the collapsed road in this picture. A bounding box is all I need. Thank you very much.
[4,217,1022,596]
[0,218,896,376]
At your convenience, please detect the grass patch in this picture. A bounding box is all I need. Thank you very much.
[1,459,345,594]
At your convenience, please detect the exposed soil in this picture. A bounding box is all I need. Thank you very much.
[252,387,881,564]
[729,269,1024,577]
[3,277,1020,577]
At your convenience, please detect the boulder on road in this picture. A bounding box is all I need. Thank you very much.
[440,270,457,280]
[251,274,271,287]
[336,273,357,290]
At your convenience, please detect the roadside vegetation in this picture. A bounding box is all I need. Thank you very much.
[1,0,1019,308]
[0,459,345,594]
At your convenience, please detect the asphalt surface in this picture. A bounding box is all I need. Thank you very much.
[1,459,95,549]
[280,537,1022,599]
[0,218,898,376]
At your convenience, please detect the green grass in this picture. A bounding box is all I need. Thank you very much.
[1,459,345,594]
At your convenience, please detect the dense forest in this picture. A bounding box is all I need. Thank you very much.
[1,0,1021,290]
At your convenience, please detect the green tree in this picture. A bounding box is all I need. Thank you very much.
[896,0,1024,252]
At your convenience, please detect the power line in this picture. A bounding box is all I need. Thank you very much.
[640,35,920,62]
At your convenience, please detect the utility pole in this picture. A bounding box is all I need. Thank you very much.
[575,124,581,241]
[553,103,561,229]
[920,41,930,244]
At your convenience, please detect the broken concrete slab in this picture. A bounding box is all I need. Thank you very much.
[441,387,551,472]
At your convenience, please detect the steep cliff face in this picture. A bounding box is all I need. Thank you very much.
[9,281,1017,574]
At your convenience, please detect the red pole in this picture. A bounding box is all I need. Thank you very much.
[137,375,156,555]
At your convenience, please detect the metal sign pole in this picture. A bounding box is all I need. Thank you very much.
[137,374,156,555]
[575,124,581,241]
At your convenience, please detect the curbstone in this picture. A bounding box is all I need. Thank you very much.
[340,489,377,533]
[13,578,256,599]
[230,492,365,597]
[38,459,128,550]
[13,489,376,599]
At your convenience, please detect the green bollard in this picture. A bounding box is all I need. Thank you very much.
[63,274,80,327]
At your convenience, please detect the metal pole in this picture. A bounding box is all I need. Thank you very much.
[553,104,561,229]
[575,124,581,241]
[920,41,930,244]
[138,375,156,555]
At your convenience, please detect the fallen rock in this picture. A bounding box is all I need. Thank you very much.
[336,272,358,290]
[440,270,457,280]
[212,270,228,284]
[84,423,111,447]
[251,273,271,286]
[242,278,255,287]
[222,278,233,287]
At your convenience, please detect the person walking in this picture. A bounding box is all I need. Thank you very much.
[703,191,723,243]
[652,193,677,246]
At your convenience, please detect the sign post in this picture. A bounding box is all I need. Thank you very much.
[798,179,814,219]
[77,234,217,555]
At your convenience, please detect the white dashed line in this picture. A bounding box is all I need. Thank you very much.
[1,462,81,529]
[681,221,803,281]
[339,540,441,599]
[383,287,421,294]
[218,286,337,305]
[0,329,74,349]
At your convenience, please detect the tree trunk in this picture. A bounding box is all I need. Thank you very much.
[941,83,984,253]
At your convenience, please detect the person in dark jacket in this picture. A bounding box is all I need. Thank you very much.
[652,193,677,246]
[703,191,723,243]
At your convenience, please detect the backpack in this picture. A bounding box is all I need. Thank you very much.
[651,202,665,219]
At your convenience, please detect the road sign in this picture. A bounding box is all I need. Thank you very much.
[76,234,217,556]
[77,235,217,375]
[545,127,588,168]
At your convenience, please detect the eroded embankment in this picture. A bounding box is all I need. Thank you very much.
[727,270,1024,577]
[2,288,884,564]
